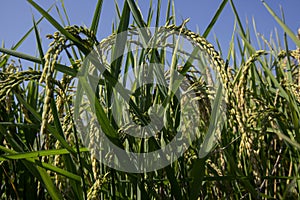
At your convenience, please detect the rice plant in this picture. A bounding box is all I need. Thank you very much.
[0,0,299,199]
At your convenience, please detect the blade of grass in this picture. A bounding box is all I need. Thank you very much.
[32,15,45,65]
[0,128,64,199]
[0,47,43,63]
[106,1,131,132]
[9,4,54,52]
[78,77,121,144]
[226,20,237,62]
[59,0,81,60]
[36,166,63,200]
[203,0,228,38]
[166,0,172,24]
[171,0,176,25]
[155,0,161,27]
[111,1,130,79]
[165,166,182,199]
[189,158,206,200]
[114,0,121,19]
[91,0,104,34]
[0,146,89,161]
[0,47,77,76]
[198,85,223,158]
[60,0,71,25]
[224,149,259,198]
[182,0,229,74]
[0,145,82,182]
[27,0,89,54]
[14,93,76,154]
[126,0,150,45]
[261,0,300,47]
[50,98,86,199]
[126,0,147,28]
[252,17,263,50]
[55,5,67,27]
[146,0,153,27]
[266,128,300,150]
[280,6,293,82]
[229,0,246,38]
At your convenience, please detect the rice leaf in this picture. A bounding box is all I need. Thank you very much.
[91,0,104,34]
[261,0,300,47]
[203,0,228,38]
[27,0,90,54]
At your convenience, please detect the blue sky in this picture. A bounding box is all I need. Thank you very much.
[0,0,300,60]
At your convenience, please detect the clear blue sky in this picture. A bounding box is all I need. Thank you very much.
[0,0,300,60]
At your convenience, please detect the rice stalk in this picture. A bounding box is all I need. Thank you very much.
[1,0,300,199]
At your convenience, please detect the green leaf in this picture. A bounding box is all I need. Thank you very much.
[155,0,161,27]
[230,0,246,37]
[0,46,77,76]
[91,0,104,34]
[78,76,122,145]
[59,0,72,25]
[165,166,182,199]
[261,0,300,48]
[32,15,45,65]
[0,145,81,182]
[114,0,121,19]
[126,0,146,28]
[198,85,224,158]
[189,158,206,200]
[0,146,89,161]
[203,0,228,38]
[267,128,300,150]
[111,1,130,79]
[27,0,90,54]
[182,0,228,75]
[14,93,76,154]
[37,166,63,200]
[0,47,42,63]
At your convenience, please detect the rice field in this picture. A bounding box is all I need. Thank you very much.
[0,0,299,199]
